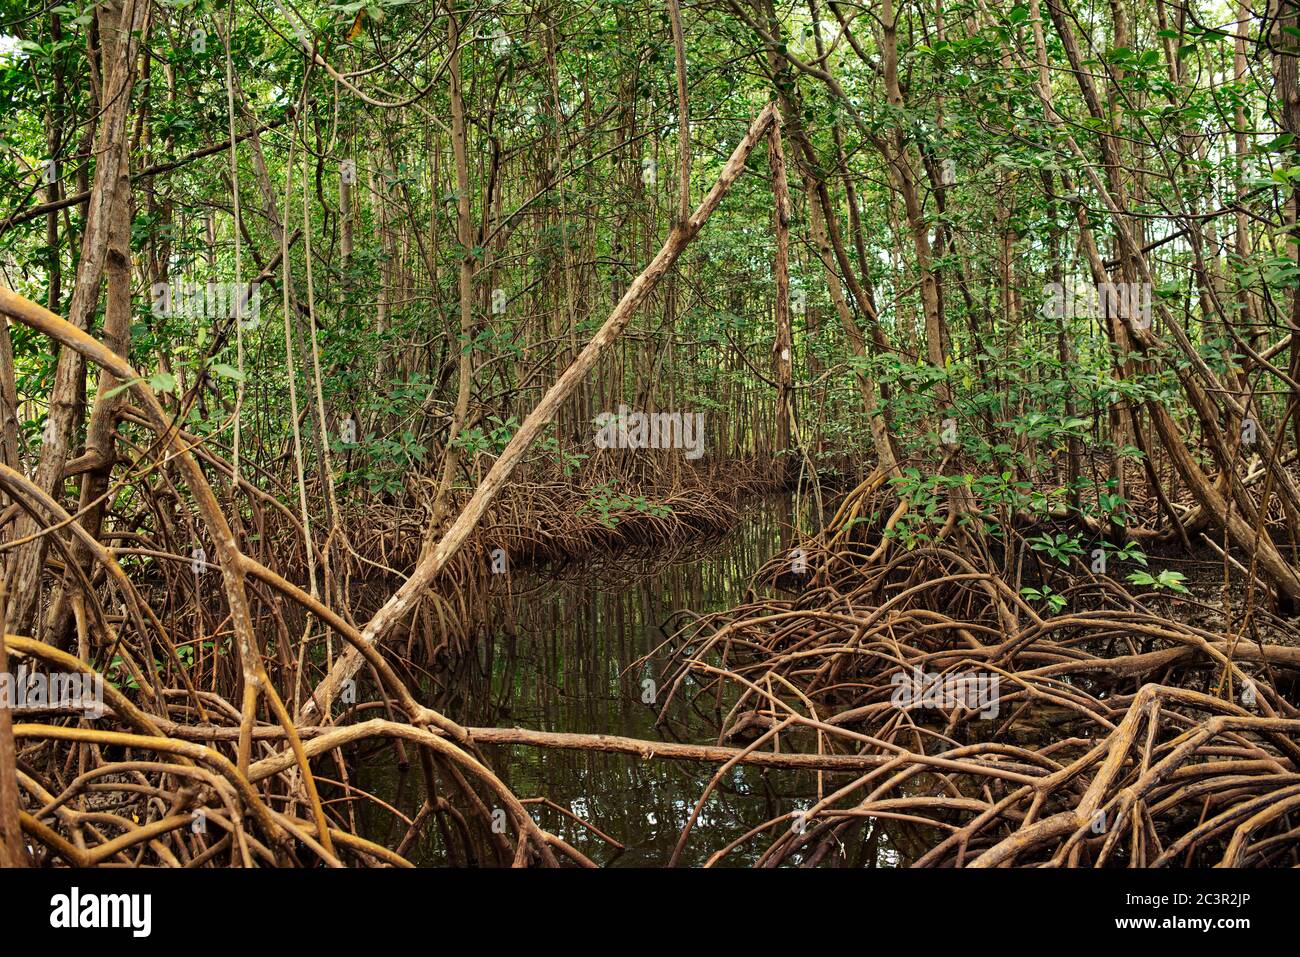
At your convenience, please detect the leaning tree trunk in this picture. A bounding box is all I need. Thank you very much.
[301,103,783,723]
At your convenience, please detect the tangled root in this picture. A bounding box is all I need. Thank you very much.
[658,523,1300,867]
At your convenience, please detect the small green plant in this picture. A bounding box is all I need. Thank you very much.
[533,435,588,477]
[1099,540,1148,567]
[1027,531,1085,566]
[578,481,672,528]
[1020,585,1067,614]
[1126,569,1190,594]
[107,655,139,691]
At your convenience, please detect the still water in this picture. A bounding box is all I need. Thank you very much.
[356,495,889,866]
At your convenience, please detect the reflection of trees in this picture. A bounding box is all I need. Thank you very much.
[355,496,863,865]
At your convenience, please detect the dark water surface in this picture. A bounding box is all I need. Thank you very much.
[356,495,885,866]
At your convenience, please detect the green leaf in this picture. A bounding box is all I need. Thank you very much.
[147,371,177,394]
[102,377,142,400]
[210,363,246,382]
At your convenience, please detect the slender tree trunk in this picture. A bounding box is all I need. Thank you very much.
[432,16,477,530]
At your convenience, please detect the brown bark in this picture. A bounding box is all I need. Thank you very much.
[431,16,476,531]
[881,0,950,409]
[7,0,147,635]
[0,590,26,866]
[768,120,796,475]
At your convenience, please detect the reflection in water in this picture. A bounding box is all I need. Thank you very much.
[356,495,889,866]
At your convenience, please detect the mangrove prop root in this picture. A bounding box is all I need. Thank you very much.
[649,495,1300,867]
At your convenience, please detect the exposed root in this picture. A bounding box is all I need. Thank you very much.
[655,518,1300,867]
